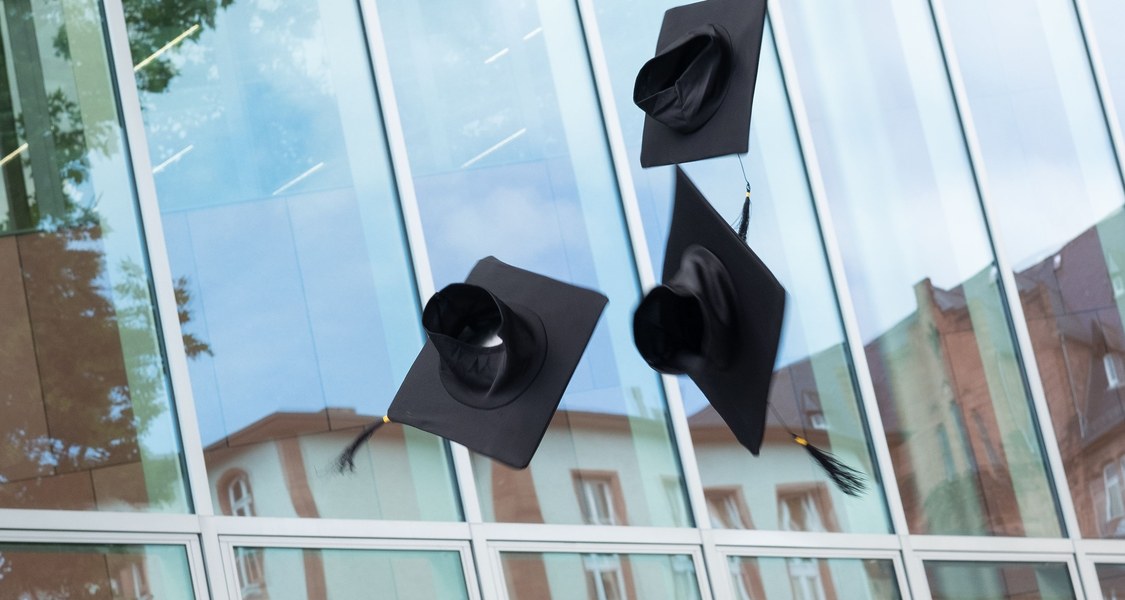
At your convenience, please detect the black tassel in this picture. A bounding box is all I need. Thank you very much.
[794,435,867,497]
[335,416,390,473]
[736,185,751,243]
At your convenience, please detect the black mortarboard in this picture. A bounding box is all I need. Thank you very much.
[634,0,767,168]
[633,168,784,455]
[340,257,607,470]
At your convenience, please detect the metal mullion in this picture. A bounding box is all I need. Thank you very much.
[201,517,232,600]
[0,529,196,545]
[1070,0,1125,192]
[765,0,912,541]
[474,522,704,545]
[207,515,471,541]
[908,534,1075,555]
[903,546,935,600]
[99,0,214,521]
[570,0,712,537]
[101,2,228,596]
[218,534,472,553]
[0,508,198,533]
[924,0,1084,544]
[355,0,482,527]
[355,2,495,598]
[700,532,735,600]
[709,530,899,551]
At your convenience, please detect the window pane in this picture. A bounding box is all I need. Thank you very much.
[730,556,900,600]
[0,543,193,598]
[1083,0,1125,132]
[925,561,1075,600]
[501,552,700,600]
[233,547,469,600]
[122,0,461,520]
[1096,563,1125,599]
[779,0,1063,536]
[379,0,687,526]
[940,0,1125,539]
[591,0,890,533]
[0,0,189,512]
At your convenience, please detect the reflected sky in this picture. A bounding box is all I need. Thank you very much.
[129,0,420,445]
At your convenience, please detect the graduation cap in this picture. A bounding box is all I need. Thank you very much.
[634,0,767,168]
[633,169,866,495]
[338,257,607,470]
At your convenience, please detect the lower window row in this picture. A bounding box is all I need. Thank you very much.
[1,541,1123,598]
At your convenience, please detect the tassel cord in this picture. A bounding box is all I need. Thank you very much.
[335,416,391,473]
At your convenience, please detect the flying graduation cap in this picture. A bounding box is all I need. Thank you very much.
[634,0,767,168]
[338,257,607,470]
[633,169,866,495]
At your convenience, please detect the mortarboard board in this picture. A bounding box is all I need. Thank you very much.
[634,0,767,168]
[633,167,784,455]
[339,257,607,470]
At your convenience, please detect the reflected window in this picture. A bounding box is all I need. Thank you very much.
[728,556,765,600]
[1106,354,1125,390]
[926,561,1074,599]
[705,488,752,530]
[583,554,627,600]
[574,471,625,526]
[778,484,837,533]
[219,470,255,518]
[234,548,267,599]
[1106,461,1125,522]
[786,558,829,600]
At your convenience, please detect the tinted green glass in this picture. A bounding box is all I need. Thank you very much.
[233,547,469,600]
[925,561,1075,599]
[501,551,701,600]
[0,543,193,598]
[122,0,461,520]
[0,0,189,512]
[379,0,688,526]
[729,556,900,599]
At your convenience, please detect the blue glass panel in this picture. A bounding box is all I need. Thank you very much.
[380,0,688,526]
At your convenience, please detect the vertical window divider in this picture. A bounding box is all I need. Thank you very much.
[765,0,912,551]
[355,1,498,598]
[925,0,1085,550]
[355,0,484,526]
[1069,0,1125,194]
[569,0,726,598]
[98,1,229,598]
[570,0,712,538]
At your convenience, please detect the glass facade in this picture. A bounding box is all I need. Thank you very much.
[779,0,1062,537]
[0,0,189,512]
[0,0,1124,596]
[728,556,901,599]
[232,546,469,599]
[925,561,1075,599]
[0,543,194,598]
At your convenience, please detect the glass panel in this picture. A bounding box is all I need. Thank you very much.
[122,0,461,520]
[379,0,686,526]
[1096,563,1125,599]
[233,547,469,600]
[1083,0,1125,133]
[591,0,889,533]
[730,556,900,599]
[779,0,1063,536]
[0,0,189,511]
[940,0,1125,539]
[501,551,700,599]
[0,543,193,598]
[925,561,1075,600]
